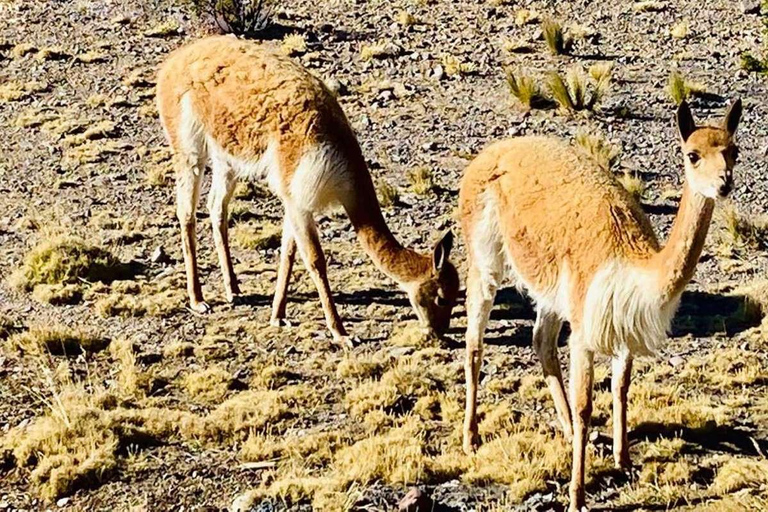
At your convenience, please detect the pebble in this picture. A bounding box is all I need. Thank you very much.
[669,355,685,367]
[398,487,434,512]
[741,1,761,14]
[56,497,70,507]
[151,245,168,264]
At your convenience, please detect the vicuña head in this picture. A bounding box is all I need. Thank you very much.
[156,36,458,344]
[678,99,740,199]
[458,99,742,511]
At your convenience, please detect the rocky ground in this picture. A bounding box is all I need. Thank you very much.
[1,0,768,511]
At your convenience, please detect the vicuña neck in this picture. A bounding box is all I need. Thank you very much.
[342,162,431,284]
[650,182,715,302]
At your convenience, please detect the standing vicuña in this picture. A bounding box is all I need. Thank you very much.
[157,36,458,344]
[458,100,741,511]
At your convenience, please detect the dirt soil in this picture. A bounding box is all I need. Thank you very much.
[1,0,768,511]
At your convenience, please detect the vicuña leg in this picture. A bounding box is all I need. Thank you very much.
[270,216,297,327]
[569,342,594,512]
[176,152,208,314]
[612,351,633,469]
[208,163,239,303]
[532,309,573,440]
[463,263,497,454]
[285,205,348,344]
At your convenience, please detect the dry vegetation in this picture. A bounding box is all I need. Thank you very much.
[1,0,767,510]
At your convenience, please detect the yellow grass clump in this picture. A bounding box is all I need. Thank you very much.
[711,458,768,494]
[6,326,109,356]
[408,166,434,195]
[0,80,48,102]
[232,222,282,250]
[281,34,307,55]
[13,236,125,290]
[574,130,620,171]
[183,365,234,403]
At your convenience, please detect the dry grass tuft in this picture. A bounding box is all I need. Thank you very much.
[62,121,118,146]
[670,20,689,39]
[76,51,108,63]
[617,171,646,201]
[336,354,386,381]
[36,46,71,61]
[7,326,108,356]
[232,222,282,250]
[465,414,569,501]
[252,364,300,390]
[334,416,429,486]
[0,80,48,102]
[62,140,132,167]
[574,131,620,171]
[360,41,399,61]
[389,322,439,348]
[32,283,83,305]
[548,64,611,112]
[441,55,476,77]
[143,20,180,37]
[377,180,399,208]
[542,18,571,55]
[667,70,705,105]
[505,68,544,110]
[711,458,768,493]
[515,8,540,26]
[408,167,434,195]
[12,236,126,290]
[183,365,234,403]
[200,386,311,443]
[15,108,58,128]
[281,34,307,55]
[344,354,444,418]
[12,42,37,58]
[713,203,768,258]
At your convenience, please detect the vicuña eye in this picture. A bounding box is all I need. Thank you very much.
[687,152,700,164]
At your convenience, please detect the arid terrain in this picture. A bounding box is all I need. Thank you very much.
[1,0,768,510]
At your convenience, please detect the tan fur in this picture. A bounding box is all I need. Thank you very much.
[459,100,741,511]
[157,36,458,342]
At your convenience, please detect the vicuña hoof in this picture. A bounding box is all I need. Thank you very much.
[463,430,479,455]
[269,317,292,328]
[189,301,212,314]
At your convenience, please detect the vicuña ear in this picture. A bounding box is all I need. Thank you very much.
[677,101,696,142]
[432,230,454,273]
[723,98,742,137]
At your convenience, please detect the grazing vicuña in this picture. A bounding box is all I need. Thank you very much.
[157,36,458,344]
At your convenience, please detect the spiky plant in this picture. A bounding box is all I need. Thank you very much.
[617,171,646,202]
[505,68,542,109]
[542,19,571,55]
[574,131,620,171]
[668,70,690,105]
[547,64,611,112]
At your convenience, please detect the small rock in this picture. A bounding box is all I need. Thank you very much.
[398,487,433,512]
[589,430,599,442]
[669,355,685,367]
[230,492,256,512]
[57,497,70,508]
[151,245,168,264]
[433,65,444,80]
[741,1,761,14]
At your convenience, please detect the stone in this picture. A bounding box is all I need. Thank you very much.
[398,487,434,512]
[151,245,168,264]
[741,1,761,14]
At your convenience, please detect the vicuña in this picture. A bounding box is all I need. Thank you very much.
[458,100,741,511]
[157,36,458,344]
